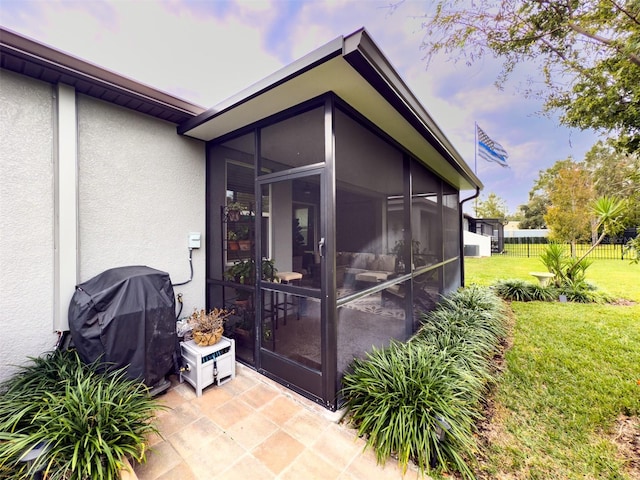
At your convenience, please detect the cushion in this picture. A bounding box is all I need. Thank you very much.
[375,254,396,272]
[351,253,374,270]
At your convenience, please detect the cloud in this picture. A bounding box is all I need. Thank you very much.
[1,0,283,106]
[0,0,603,213]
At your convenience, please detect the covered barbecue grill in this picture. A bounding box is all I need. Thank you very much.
[68,265,177,389]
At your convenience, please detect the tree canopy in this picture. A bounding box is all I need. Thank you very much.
[583,140,640,226]
[518,142,640,233]
[474,192,509,224]
[418,0,640,152]
[518,195,549,229]
[544,164,594,247]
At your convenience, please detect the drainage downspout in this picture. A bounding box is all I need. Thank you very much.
[459,186,481,286]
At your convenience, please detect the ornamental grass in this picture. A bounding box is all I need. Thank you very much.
[0,349,162,480]
[341,285,508,478]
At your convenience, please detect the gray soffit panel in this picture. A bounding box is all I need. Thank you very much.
[178,28,482,191]
[0,27,205,124]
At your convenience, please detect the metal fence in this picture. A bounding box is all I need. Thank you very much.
[502,237,632,260]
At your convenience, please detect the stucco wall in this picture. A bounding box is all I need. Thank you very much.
[77,95,206,317]
[463,230,492,257]
[0,70,57,382]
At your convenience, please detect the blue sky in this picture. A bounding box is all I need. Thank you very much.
[0,0,601,214]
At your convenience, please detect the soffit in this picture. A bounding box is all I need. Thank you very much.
[180,30,481,191]
[0,27,205,124]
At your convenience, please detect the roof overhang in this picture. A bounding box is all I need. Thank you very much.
[0,26,205,124]
[179,28,482,191]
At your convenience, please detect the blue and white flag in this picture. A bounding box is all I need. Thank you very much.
[477,125,509,167]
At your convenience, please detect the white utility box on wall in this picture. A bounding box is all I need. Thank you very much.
[179,337,235,397]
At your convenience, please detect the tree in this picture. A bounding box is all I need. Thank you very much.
[518,158,575,229]
[474,192,509,224]
[416,1,640,152]
[583,140,640,227]
[568,196,626,272]
[518,195,549,229]
[544,164,594,255]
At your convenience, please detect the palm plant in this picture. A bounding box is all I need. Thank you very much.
[567,196,625,276]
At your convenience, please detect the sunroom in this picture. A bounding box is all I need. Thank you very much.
[178,28,482,410]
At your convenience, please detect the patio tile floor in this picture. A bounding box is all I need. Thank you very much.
[133,363,428,479]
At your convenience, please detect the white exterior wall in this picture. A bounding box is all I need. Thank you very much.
[0,71,206,384]
[504,228,549,238]
[0,71,57,381]
[463,230,492,257]
[77,95,205,318]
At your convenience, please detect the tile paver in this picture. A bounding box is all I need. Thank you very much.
[134,363,429,480]
[226,411,279,450]
[252,430,305,474]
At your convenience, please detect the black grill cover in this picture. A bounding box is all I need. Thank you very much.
[69,266,176,387]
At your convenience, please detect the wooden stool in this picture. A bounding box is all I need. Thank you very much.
[274,271,303,327]
[277,271,303,283]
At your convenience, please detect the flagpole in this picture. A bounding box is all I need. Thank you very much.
[474,122,478,216]
[474,121,478,176]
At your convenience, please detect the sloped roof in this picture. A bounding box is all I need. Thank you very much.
[0,26,205,124]
[179,28,482,191]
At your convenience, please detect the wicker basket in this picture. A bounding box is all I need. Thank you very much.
[192,327,223,346]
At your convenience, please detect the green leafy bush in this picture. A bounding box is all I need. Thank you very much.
[539,242,592,288]
[0,350,162,480]
[342,341,479,478]
[623,233,640,264]
[492,277,614,304]
[341,285,507,478]
[558,284,613,304]
[493,279,557,302]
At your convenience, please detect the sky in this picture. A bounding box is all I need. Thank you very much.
[0,0,601,214]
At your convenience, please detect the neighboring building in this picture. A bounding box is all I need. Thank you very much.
[1,27,482,409]
[463,214,503,255]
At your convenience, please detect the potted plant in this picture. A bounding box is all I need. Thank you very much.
[224,259,254,285]
[227,230,239,251]
[228,313,253,345]
[187,307,231,346]
[226,202,243,222]
[237,225,251,251]
[224,258,277,285]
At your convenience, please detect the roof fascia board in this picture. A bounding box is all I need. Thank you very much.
[177,37,344,135]
[342,29,481,189]
[0,27,205,118]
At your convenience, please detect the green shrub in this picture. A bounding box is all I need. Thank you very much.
[558,284,613,304]
[439,284,505,316]
[0,350,162,480]
[342,341,479,478]
[493,279,557,302]
[539,242,594,288]
[416,308,505,360]
[623,233,640,264]
[492,278,614,304]
[341,286,507,478]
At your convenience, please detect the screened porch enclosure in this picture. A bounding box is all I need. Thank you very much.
[206,96,462,409]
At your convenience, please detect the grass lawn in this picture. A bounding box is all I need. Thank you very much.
[464,256,640,479]
[465,256,640,302]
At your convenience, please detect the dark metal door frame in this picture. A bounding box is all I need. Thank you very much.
[255,166,329,405]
